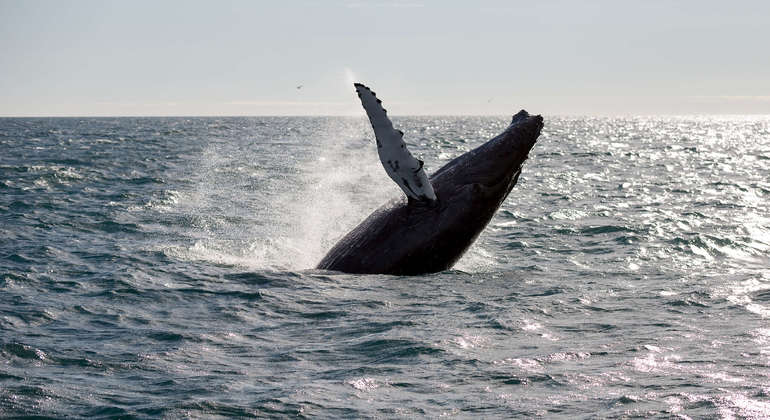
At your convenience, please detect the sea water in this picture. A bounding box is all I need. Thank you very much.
[1,115,769,418]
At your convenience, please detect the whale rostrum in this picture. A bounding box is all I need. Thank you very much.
[316,83,544,275]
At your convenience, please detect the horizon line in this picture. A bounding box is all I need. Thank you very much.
[3,112,770,119]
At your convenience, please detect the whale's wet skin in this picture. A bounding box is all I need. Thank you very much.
[317,84,543,274]
[1,116,770,418]
[316,111,542,274]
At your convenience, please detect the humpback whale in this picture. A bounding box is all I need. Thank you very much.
[316,83,543,275]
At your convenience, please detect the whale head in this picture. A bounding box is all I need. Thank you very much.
[431,110,543,207]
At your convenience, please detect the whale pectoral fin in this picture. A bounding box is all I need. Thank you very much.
[354,83,437,202]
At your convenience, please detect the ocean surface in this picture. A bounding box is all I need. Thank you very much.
[1,115,769,419]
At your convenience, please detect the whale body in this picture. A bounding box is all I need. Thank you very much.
[316,84,543,275]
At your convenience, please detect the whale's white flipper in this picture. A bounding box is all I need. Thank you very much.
[354,83,437,202]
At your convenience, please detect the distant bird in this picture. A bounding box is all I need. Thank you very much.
[487,98,493,103]
[296,85,303,90]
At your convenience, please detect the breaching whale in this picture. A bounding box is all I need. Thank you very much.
[316,83,543,275]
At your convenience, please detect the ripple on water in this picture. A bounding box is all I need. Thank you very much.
[1,116,769,417]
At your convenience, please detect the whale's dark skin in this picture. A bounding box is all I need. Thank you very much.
[316,110,543,275]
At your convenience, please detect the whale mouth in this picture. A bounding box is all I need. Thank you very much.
[429,110,542,201]
[469,114,541,197]
[476,164,523,200]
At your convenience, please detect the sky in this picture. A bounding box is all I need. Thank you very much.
[1,0,769,116]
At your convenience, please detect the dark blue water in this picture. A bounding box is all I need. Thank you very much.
[1,116,769,418]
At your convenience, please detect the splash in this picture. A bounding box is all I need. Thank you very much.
[344,67,358,88]
[273,118,396,269]
[152,117,396,271]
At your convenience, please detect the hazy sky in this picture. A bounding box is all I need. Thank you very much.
[1,0,769,116]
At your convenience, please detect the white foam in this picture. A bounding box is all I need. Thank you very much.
[152,117,395,271]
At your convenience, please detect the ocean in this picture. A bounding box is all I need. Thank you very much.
[1,115,769,418]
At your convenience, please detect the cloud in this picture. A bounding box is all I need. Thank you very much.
[95,101,179,107]
[688,96,770,103]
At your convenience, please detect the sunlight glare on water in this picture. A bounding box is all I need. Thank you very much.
[1,115,769,417]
